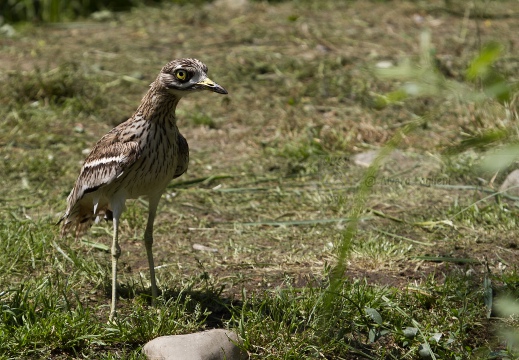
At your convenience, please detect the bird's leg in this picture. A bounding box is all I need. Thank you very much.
[109,197,124,321]
[109,215,121,320]
[144,194,161,305]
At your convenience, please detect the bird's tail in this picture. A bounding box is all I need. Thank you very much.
[59,203,112,239]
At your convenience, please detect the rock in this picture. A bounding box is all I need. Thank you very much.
[143,329,248,360]
[90,10,114,22]
[352,150,379,167]
[418,343,433,359]
[192,243,219,253]
[351,149,410,168]
[500,169,519,196]
[351,150,442,179]
[0,24,16,37]
[212,0,249,11]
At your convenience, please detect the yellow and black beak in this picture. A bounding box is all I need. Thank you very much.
[196,77,228,94]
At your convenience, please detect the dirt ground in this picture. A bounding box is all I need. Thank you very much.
[1,0,519,303]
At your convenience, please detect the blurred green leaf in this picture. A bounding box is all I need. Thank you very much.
[466,42,512,103]
[403,327,418,339]
[495,297,519,318]
[372,89,408,109]
[480,144,519,173]
[445,129,509,155]
[365,307,383,325]
[466,42,503,81]
[482,73,512,104]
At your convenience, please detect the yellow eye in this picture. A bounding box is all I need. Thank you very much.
[175,69,188,81]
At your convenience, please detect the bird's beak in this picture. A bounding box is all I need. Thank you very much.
[196,77,228,94]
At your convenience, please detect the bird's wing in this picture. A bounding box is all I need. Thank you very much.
[59,133,141,237]
[70,139,141,204]
[63,126,142,210]
[174,132,189,178]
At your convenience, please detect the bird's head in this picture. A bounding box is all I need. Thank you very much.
[158,58,228,96]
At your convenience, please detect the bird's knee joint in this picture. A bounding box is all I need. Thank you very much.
[111,244,121,258]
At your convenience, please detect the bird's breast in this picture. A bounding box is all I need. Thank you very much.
[119,123,180,198]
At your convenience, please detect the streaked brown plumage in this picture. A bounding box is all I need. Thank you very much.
[59,58,227,319]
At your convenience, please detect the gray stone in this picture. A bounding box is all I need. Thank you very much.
[212,0,249,11]
[352,150,379,168]
[143,329,248,360]
[351,149,443,180]
[500,169,519,196]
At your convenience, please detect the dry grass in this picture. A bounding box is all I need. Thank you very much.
[1,0,519,358]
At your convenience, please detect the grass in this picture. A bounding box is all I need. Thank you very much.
[1,0,519,358]
[1,0,213,23]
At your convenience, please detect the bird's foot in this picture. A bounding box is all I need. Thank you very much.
[108,310,117,324]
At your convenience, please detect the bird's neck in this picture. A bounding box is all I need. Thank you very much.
[135,82,181,124]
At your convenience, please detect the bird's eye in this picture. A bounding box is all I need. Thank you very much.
[175,69,189,82]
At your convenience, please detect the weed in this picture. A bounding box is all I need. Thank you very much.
[0,0,518,358]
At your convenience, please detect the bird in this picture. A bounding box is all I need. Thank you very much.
[59,58,228,320]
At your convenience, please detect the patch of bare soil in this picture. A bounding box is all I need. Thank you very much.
[3,0,518,301]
